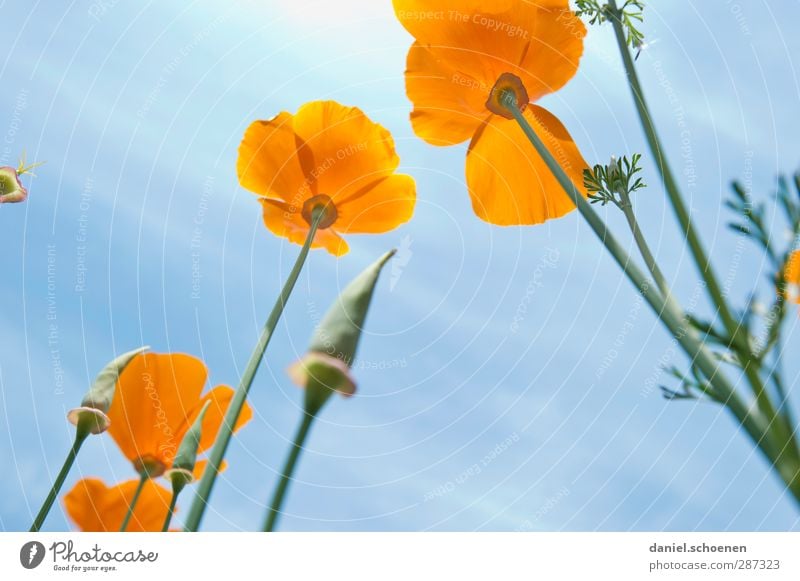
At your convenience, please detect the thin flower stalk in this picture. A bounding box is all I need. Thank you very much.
[30,347,147,531]
[184,207,326,531]
[29,428,89,532]
[500,92,800,501]
[161,488,181,532]
[262,251,394,531]
[119,474,148,532]
[263,412,315,532]
[617,185,671,300]
[605,1,742,349]
[606,0,799,469]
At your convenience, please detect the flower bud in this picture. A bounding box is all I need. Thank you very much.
[607,156,625,196]
[67,346,149,435]
[0,166,28,204]
[608,156,619,177]
[291,250,395,414]
[165,401,211,489]
[288,352,357,414]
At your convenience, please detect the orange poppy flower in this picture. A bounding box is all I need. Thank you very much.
[237,100,417,256]
[784,250,800,303]
[394,0,589,225]
[106,353,252,479]
[63,478,172,532]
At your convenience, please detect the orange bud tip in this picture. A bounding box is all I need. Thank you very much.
[66,407,111,435]
[486,73,529,120]
[301,194,338,229]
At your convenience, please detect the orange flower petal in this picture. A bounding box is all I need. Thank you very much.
[405,42,488,146]
[336,174,417,234]
[63,478,172,532]
[260,198,349,257]
[398,2,584,144]
[784,250,800,303]
[107,353,209,471]
[517,6,585,102]
[240,101,415,253]
[291,101,399,202]
[237,113,311,203]
[394,0,573,45]
[465,105,588,225]
[191,459,229,481]
[786,251,800,284]
[179,385,253,455]
[393,0,514,41]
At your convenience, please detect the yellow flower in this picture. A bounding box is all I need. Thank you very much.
[394,0,589,225]
[237,101,416,256]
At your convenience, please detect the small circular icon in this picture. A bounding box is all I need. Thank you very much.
[20,541,46,569]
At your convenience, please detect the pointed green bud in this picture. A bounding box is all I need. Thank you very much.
[165,400,211,489]
[67,346,149,435]
[291,250,395,414]
[309,249,395,365]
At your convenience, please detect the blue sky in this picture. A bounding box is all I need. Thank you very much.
[1,0,799,531]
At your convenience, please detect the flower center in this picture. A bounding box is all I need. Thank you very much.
[302,194,338,229]
[134,455,167,478]
[486,73,529,120]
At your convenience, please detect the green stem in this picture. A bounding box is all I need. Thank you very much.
[616,190,670,298]
[772,381,795,441]
[161,482,184,532]
[184,209,325,532]
[759,302,784,361]
[607,0,741,343]
[770,336,795,431]
[29,428,89,532]
[607,0,799,470]
[120,474,148,532]
[503,94,800,502]
[263,411,316,532]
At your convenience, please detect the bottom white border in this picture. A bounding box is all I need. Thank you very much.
[2,532,798,579]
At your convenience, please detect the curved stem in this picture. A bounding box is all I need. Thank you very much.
[503,94,800,502]
[607,0,799,469]
[617,190,670,298]
[29,428,89,532]
[161,482,184,532]
[120,474,148,532]
[184,210,325,532]
[607,0,741,341]
[263,412,316,532]
[771,336,795,430]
